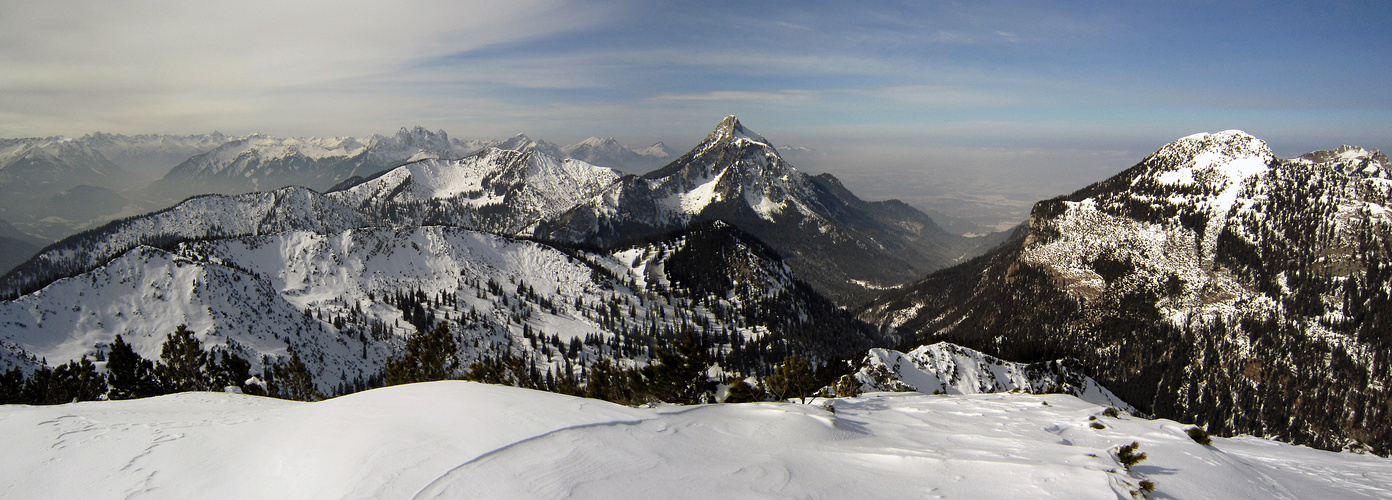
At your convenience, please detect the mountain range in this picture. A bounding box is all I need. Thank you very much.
[0,127,678,248]
[1,117,966,395]
[1,119,1388,457]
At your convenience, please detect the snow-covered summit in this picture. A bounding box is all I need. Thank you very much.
[4,382,1390,499]
[538,116,971,303]
[329,148,622,235]
[1293,144,1390,179]
[494,133,565,159]
[1141,130,1274,190]
[860,129,1392,454]
[705,115,772,149]
[634,141,676,159]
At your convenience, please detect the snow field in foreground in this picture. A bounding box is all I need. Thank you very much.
[2,382,1389,499]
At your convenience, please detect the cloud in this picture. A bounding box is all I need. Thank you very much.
[0,0,609,135]
[646,90,821,103]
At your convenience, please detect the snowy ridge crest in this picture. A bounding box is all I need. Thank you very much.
[854,342,1138,413]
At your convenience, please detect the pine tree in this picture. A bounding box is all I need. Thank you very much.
[46,357,105,404]
[645,332,715,404]
[385,322,460,385]
[106,335,162,400]
[833,374,861,398]
[766,354,816,403]
[207,348,254,394]
[0,368,23,404]
[268,349,319,401]
[158,325,209,392]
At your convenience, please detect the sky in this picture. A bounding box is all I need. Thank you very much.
[2,0,1390,229]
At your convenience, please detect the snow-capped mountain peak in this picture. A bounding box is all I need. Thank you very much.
[1293,144,1390,179]
[635,141,676,159]
[1143,130,1274,189]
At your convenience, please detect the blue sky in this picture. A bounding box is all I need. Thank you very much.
[2,0,1389,227]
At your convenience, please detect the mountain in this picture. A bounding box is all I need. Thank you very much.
[0,137,137,241]
[78,132,229,181]
[148,126,475,201]
[0,186,368,300]
[7,382,1392,499]
[860,131,1392,454]
[0,137,126,195]
[493,133,565,159]
[0,218,42,275]
[562,137,674,173]
[635,141,677,159]
[851,342,1136,412]
[0,222,887,394]
[0,146,629,300]
[8,119,976,306]
[45,184,130,223]
[328,148,623,236]
[537,116,974,303]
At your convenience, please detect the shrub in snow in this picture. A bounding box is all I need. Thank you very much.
[1114,441,1147,470]
[1186,426,1212,446]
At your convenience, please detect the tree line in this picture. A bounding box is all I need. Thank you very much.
[0,325,319,405]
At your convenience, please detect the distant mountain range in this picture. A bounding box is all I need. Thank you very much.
[860,131,1392,454]
[0,127,680,265]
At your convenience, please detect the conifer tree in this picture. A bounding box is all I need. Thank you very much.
[106,335,162,400]
[46,357,105,404]
[0,368,23,404]
[766,354,816,403]
[268,348,319,401]
[646,332,715,404]
[385,322,460,385]
[158,325,209,392]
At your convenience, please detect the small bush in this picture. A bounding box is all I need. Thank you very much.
[1102,407,1121,418]
[1091,422,1107,430]
[1186,426,1212,446]
[1115,441,1147,470]
[1138,480,1155,493]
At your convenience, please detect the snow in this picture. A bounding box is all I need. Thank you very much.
[1,382,1388,499]
[856,343,1138,413]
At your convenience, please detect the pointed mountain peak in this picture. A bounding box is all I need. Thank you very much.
[682,116,772,159]
[709,116,769,146]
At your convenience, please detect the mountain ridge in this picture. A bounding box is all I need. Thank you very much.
[860,130,1392,454]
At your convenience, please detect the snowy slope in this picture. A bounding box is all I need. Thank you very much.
[0,186,368,299]
[1,382,1388,499]
[854,342,1136,412]
[329,149,622,235]
[1,147,623,299]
